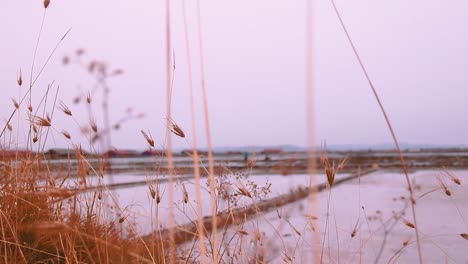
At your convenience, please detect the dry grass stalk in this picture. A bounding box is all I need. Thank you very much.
[329,2,424,262]
[27,221,69,232]
[194,1,219,261]
[141,130,155,147]
[38,187,77,199]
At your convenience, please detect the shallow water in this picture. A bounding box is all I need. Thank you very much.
[212,170,468,263]
[68,169,468,263]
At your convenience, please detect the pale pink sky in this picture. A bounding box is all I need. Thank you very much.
[1,1,467,151]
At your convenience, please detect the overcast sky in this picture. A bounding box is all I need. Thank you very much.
[1,1,467,151]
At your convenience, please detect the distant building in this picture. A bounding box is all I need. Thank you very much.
[261,148,283,155]
[181,149,208,156]
[141,150,165,157]
[225,151,243,155]
[408,148,422,153]
[46,148,76,159]
[105,149,139,158]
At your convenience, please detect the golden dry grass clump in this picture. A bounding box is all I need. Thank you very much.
[0,153,162,263]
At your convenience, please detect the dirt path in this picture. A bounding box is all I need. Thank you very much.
[142,167,378,245]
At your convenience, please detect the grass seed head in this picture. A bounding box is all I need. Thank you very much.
[91,134,99,143]
[11,98,19,109]
[437,176,451,196]
[35,116,51,127]
[62,56,70,65]
[351,220,359,238]
[62,130,71,140]
[325,167,335,186]
[235,185,252,198]
[148,183,161,203]
[141,130,154,147]
[247,159,254,169]
[172,125,185,138]
[401,218,415,229]
[304,214,319,221]
[170,120,185,138]
[86,91,91,104]
[149,185,156,200]
[58,101,72,116]
[403,236,412,246]
[237,230,249,236]
[111,69,124,76]
[17,69,22,86]
[460,233,468,240]
[282,252,294,263]
[43,0,50,9]
[443,169,461,185]
[76,48,85,56]
[182,183,189,203]
[320,152,347,187]
[88,61,97,73]
[90,119,98,133]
